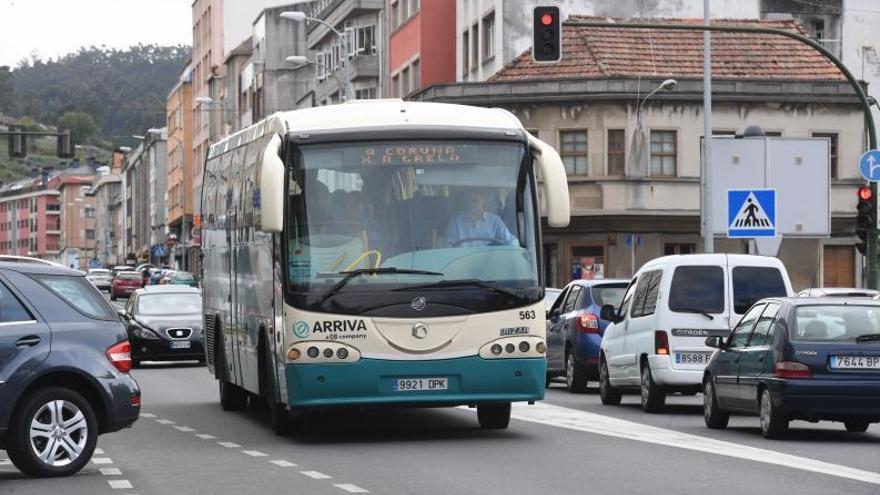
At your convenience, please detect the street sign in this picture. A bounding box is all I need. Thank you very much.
[728,189,776,238]
[859,150,880,181]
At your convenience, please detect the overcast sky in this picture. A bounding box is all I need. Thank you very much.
[0,0,191,67]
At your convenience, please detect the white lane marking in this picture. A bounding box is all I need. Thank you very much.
[108,479,133,489]
[242,450,268,457]
[218,441,241,448]
[155,419,175,425]
[94,448,105,454]
[270,460,298,467]
[509,402,880,486]
[301,471,332,479]
[100,468,123,476]
[92,457,114,465]
[173,426,195,432]
[335,484,369,493]
[195,434,216,440]
[139,413,156,418]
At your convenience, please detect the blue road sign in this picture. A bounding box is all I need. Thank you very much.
[728,189,776,238]
[859,150,880,181]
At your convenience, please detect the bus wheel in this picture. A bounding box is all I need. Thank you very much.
[477,403,511,430]
[263,345,291,436]
[219,380,247,411]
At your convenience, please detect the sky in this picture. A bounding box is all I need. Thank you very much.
[0,0,191,67]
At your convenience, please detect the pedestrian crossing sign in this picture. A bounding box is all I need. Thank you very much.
[727,189,776,238]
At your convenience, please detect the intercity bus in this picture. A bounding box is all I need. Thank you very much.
[200,100,569,432]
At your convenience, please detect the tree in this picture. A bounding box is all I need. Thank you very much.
[16,115,41,131]
[57,111,98,145]
[0,66,11,113]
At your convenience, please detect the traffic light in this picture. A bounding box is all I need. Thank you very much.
[533,6,561,62]
[8,126,26,158]
[856,185,874,255]
[57,130,74,158]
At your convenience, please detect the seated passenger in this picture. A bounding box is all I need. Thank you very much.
[446,189,518,248]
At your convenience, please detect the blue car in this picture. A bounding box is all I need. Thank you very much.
[703,297,880,438]
[546,279,628,392]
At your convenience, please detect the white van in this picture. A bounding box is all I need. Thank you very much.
[598,254,793,412]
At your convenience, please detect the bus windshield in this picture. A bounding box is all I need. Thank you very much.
[286,139,539,312]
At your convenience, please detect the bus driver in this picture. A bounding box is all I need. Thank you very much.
[446,189,518,248]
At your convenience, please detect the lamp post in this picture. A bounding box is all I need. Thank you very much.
[636,79,678,127]
[281,10,351,102]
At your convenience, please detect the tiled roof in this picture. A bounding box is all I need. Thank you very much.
[490,17,845,83]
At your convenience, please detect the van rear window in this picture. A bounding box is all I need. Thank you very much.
[732,266,786,315]
[668,266,724,314]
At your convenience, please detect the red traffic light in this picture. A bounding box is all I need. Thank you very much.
[541,13,554,26]
[858,185,873,202]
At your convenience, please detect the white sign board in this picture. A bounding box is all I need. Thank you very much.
[709,137,830,237]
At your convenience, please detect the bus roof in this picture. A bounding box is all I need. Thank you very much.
[208,100,525,159]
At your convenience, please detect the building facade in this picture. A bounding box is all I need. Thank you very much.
[415,17,865,291]
[305,0,385,104]
[91,171,122,266]
[167,66,195,270]
[58,175,97,269]
[146,129,168,263]
[252,5,313,113]
[387,0,455,98]
[0,176,61,260]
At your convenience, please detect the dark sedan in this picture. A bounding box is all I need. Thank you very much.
[0,261,139,477]
[702,297,880,438]
[118,286,204,366]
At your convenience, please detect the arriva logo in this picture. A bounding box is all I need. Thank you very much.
[293,320,310,339]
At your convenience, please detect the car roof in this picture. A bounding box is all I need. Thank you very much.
[137,285,200,294]
[0,261,84,276]
[640,253,784,271]
[785,296,880,307]
[568,278,630,288]
[800,287,879,296]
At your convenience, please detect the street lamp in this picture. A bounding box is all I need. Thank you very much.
[636,79,677,126]
[281,10,351,102]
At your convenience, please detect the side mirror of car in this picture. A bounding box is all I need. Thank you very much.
[117,308,127,318]
[705,336,724,349]
[600,304,619,323]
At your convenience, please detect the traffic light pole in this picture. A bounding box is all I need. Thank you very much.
[566,20,879,288]
[2,128,75,159]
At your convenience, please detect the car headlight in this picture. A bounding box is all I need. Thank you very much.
[131,323,160,340]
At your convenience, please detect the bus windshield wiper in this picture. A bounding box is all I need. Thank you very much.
[855,333,880,343]
[677,309,715,320]
[393,279,520,298]
[317,268,444,304]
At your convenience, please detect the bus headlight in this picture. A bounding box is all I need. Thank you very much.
[287,342,360,363]
[480,336,545,359]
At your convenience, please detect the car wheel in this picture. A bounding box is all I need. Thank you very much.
[703,378,729,429]
[844,420,870,433]
[110,293,116,301]
[565,351,588,393]
[640,363,666,413]
[545,374,553,388]
[477,403,511,430]
[262,342,291,436]
[6,387,98,477]
[759,389,788,439]
[599,357,622,405]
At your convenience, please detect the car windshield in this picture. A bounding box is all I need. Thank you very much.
[794,305,880,342]
[138,293,202,315]
[592,285,627,307]
[668,266,725,314]
[118,272,141,280]
[174,272,195,281]
[285,139,539,312]
[732,266,787,314]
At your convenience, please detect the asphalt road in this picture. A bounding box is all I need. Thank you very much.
[2,298,878,494]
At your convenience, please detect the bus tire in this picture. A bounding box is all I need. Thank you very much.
[477,403,511,430]
[262,338,291,436]
[219,380,247,411]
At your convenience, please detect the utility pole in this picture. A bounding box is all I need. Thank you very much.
[702,0,714,254]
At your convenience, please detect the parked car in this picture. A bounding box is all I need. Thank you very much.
[158,270,176,284]
[86,268,113,291]
[169,271,198,287]
[111,265,134,277]
[546,279,629,391]
[117,286,204,366]
[796,287,879,298]
[599,254,793,412]
[544,288,562,313]
[703,297,880,438]
[0,261,139,477]
[0,255,66,268]
[110,271,143,300]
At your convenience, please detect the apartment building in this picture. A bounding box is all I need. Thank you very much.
[0,175,61,260]
[91,171,122,266]
[58,175,97,269]
[167,65,195,270]
[387,0,455,98]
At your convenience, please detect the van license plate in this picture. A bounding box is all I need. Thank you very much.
[675,352,712,365]
[393,378,448,392]
[830,356,880,370]
[171,341,191,349]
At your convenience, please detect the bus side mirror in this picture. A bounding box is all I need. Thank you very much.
[528,134,570,228]
[259,134,284,233]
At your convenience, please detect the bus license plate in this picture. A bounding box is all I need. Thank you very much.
[393,377,448,392]
[830,355,880,370]
[675,352,712,365]
[171,341,191,350]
